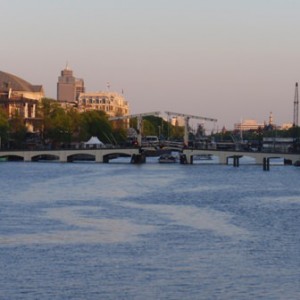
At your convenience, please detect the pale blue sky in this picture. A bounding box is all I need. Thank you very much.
[1,0,300,129]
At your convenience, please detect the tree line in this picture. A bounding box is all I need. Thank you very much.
[0,98,184,150]
[2,98,298,150]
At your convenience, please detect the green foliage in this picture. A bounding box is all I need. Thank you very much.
[39,99,73,145]
[4,99,227,148]
[287,126,300,139]
[111,127,127,144]
[38,99,105,146]
[36,100,113,146]
[9,113,27,148]
[143,116,184,140]
[0,108,9,147]
[142,119,156,136]
[79,110,112,143]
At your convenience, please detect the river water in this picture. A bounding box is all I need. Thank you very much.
[0,158,299,299]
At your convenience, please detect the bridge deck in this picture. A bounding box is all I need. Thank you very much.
[0,148,140,163]
[0,147,299,165]
[182,148,300,165]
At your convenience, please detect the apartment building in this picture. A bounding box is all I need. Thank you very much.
[77,91,129,117]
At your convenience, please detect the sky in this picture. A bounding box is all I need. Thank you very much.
[1,0,300,130]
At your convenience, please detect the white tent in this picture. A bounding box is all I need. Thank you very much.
[84,136,104,148]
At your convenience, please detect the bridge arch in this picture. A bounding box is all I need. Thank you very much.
[31,154,60,162]
[66,153,95,162]
[0,154,24,161]
[226,154,256,165]
[103,152,132,163]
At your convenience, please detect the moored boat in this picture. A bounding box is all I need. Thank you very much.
[158,154,177,163]
[294,160,300,167]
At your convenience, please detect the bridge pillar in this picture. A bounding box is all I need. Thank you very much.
[23,153,31,162]
[95,153,104,163]
[218,153,227,164]
[59,152,67,162]
[131,153,146,164]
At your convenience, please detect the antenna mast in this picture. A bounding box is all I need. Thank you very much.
[294,82,299,126]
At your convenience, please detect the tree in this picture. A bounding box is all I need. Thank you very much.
[0,108,9,149]
[67,108,82,142]
[79,110,112,143]
[142,116,176,139]
[38,98,74,147]
[9,113,27,149]
[111,127,127,145]
[36,100,115,147]
[142,119,156,136]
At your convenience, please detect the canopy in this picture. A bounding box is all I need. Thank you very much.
[84,136,104,148]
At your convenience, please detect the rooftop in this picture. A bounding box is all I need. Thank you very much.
[0,70,43,93]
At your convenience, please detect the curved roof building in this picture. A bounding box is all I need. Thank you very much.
[0,70,44,100]
[0,70,45,132]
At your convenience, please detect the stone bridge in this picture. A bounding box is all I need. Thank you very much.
[1,147,300,168]
[0,148,141,163]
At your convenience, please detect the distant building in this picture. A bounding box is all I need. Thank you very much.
[234,119,264,131]
[57,65,85,102]
[234,113,294,131]
[57,66,129,117]
[77,91,129,117]
[280,123,293,130]
[0,70,44,131]
[170,117,185,127]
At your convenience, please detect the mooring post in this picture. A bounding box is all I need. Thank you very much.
[233,156,239,167]
[263,157,270,171]
[180,154,188,164]
[263,158,266,171]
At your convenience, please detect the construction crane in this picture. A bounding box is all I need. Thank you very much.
[109,111,161,146]
[294,82,299,127]
[165,111,217,146]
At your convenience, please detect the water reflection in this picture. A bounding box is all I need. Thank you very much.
[121,202,249,237]
[0,206,156,246]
